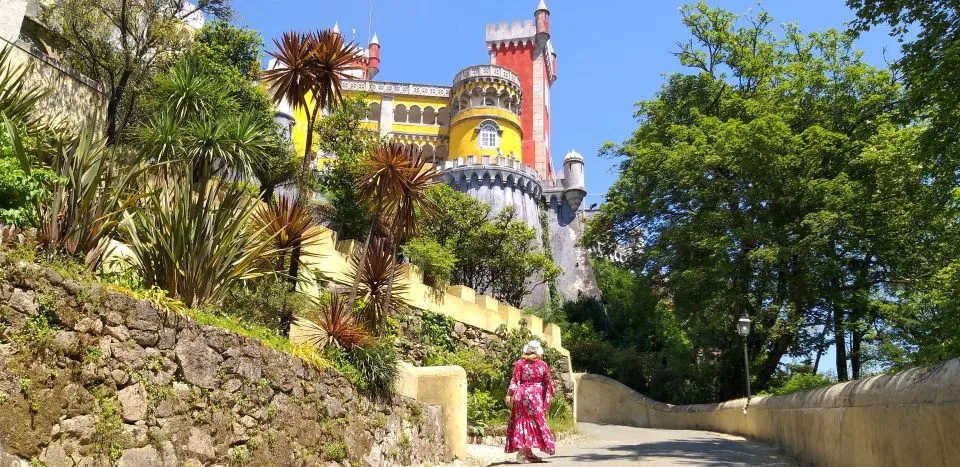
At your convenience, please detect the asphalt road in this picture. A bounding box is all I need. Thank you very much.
[464,423,801,466]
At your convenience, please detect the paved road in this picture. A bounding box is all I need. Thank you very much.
[461,423,801,466]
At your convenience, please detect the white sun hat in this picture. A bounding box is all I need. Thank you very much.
[523,340,544,356]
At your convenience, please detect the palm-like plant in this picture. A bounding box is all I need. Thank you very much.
[0,45,48,126]
[348,236,410,332]
[347,142,441,330]
[252,195,326,290]
[121,172,275,308]
[293,292,372,350]
[262,29,362,173]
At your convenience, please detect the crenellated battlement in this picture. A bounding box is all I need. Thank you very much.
[486,20,537,46]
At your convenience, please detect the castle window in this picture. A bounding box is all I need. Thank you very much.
[437,107,449,126]
[478,121,500,149]
[367,102,381,122]
[394,104,408,123]
[423,106,436,124]
[409,105,422,124]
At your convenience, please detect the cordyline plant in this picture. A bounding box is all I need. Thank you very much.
[262,29,362,176]
[293,292,372,351]
[120,171,278,308]
[346,142,441,331]
[251,195,326,291]
[347,236,410,333]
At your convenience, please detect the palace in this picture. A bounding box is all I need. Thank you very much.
[271,1,598,306]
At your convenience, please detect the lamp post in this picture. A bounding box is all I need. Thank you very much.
[737,316,752,402]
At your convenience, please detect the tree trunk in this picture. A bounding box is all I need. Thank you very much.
[347,207,382,313]
[105,70,132,145]
[834,304,849,381]
[260,184,275,201]
[851,329,863,380]
[380,236,400,336]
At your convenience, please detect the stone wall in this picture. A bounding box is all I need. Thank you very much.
[0,256,447,466]
[575,365,960,467]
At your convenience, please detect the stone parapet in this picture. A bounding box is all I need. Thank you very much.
[574,362,960,467]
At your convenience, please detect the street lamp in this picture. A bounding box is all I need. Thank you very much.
[737,316,752,404]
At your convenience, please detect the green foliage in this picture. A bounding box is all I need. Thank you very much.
[222,277,312,332]
[402,237,456,289]
[419,311,456,353]
[426,348,503,392]
[43,0,232,142]
[411,185,559,307]
[762,370,836,397]
[323,441,348,462]
[313,96,383,240]
[0,123,55,227]
[467,390,509,435]
[583,2,938,399]
[329,342,399,397]
[546,393,576,435]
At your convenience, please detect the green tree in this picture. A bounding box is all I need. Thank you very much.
[585,3,933,399]
[43,0,232,144]
[188,20,296,200]
[409,185,558,307]
[313,96,383,239]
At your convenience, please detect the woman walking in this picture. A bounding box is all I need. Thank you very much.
[505,340,556,463]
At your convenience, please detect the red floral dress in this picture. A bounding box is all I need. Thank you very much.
[505,359,557,455]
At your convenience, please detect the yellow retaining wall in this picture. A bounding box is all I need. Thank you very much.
[575,359,960,467]
[395,363,467,460]
[294,225,569,356]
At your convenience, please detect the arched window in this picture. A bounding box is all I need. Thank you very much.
[421,144,435,162]
[394,104,408,123]
[437,107,449,126]
[409,105,422,124]
[423,106,436,125]
[478,121,500,149]
[484,87,497,106]
[436,145,448,161]
[367,102,381,122]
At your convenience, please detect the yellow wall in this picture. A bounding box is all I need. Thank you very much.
[448,108,522,160]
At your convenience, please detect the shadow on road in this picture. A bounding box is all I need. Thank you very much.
[548,438,798,466]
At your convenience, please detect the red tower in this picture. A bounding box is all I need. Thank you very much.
[486,0,558,179]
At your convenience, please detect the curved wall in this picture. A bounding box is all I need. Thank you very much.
[575,363,960,467]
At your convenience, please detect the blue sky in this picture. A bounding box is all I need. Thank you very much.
[230,0,901,376]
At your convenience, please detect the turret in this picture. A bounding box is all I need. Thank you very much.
[561,150,585,211]
[367,33,380,80]
[331,22,341,37]
[535,0,550,46]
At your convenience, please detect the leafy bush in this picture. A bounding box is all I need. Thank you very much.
[221,276,312,331]
[547,392,576,435]
[426,348,504,392]
[420,311,455,353]
[330,342,399,397]
[403,237,456,289]
[467,390,509,436]
[762,371,836,397]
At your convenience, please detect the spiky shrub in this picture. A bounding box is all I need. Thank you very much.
[252,194,326,287]
[293,292,372,350]
[18,123,142,269]
[333,342,399,398]
[348,236,410,332]
[120,173,274,308]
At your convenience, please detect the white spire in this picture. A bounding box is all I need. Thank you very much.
[536,0,549,12]
[370,33,379,45]
[332,22,341,34]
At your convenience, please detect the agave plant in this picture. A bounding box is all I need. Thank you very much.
[120,171,276,308]
[293,292,372,350]
[262,29,363,170]
[251,195,326,289]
